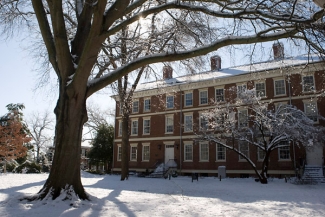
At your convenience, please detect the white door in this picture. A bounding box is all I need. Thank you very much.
[165,145,174,164]
[306,144,323,166]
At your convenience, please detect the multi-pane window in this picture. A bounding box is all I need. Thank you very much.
[237,84,247,98]
[304,102,318,122]
[118,120,122,136]
[185,92,193,107]
[166,115,174,133]
[255,82,266,97]
[238,109,248,128]
[215,88,224,102]
[143,118,151,134]
[119,102,124,115]
[278,142,290,160]
[131,119,138,135]
[258,147,265,161]
[216,144,226,161]
[200,90,208,105]
[117,145,122,161]
[142,144,150,161]
[144,98,151,112]
[200,143,209,161]
[274,79,286,96]
[184,114,193,132]
[166,95,174,109]
[130,145,137,161]
[239,141,249,160]
[184,143,193,161]
[302,75,315,92]
[132,100,139,113]
[200,114,209,131]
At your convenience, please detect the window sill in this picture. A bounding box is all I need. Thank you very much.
[215,160,226,162]
[165,132,173,134]
[184,160,193,162]
[199,160,209,162]
[274,94,286,97]
[278,159,291,162]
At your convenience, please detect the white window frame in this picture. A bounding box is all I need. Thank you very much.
[130,143,138,161]
[144,98,151,112]
[237,83,247,99]
[166,95,174,109]
[131,118,138,136]
[255,81,266,98]
[165,115,174,133]
[184,91,193,107]
[143,117,151,135]
[302,75,315,92]
[278,142,290,161]
[117,145,122,161]
[239,141,249,161]
[199,142,209,162]
[119,102,124,115]
[199,112,209,131]
[118,120,122,136]
[142,143,150,161]
[303,100,318,123]
[274,78,286,96]
[215,87,224,102]
[216,143,226,161]
[184,142,193,161]
[257,147,265,161]
[199,89,208,105]
[184,113,193,132]
[132,100,139,113]
[238,109,248,128]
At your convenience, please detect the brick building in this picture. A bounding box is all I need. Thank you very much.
[112,44,325,177]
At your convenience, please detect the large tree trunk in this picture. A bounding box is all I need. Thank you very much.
[120,115,129,180]
[31,89,89,200]
[259,151,270,184]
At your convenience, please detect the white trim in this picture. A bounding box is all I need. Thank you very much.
[184,112,193,132]
[130,143,138,161]
[131,118,139,136]
[199,89,208,105]
[273,78,286,96]
[165,114,174,134]
[184,142,193,162]
[301,74,315,93]
[184,91,193,107]
[143,117,151,135]
[142,143,150,162]
[132,100,139,113]
[143,97,151,112]
[199,142,209,162]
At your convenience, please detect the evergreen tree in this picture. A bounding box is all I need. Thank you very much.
[88,124,114,173]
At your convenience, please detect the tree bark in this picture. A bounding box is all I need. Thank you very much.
[120,115,129,180]
[259,151,270,184]
[32,88,89,200]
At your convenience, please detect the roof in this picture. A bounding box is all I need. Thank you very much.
[136,54,323,91]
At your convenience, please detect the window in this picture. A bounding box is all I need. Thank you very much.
[117,145,122,161]
[166,95,174,109]
[239,141,249,160]
[199,114,209,131]
[255,82,266,97]
[199,90,208,105]
[144,98,151,112]
[304,101,318,122]
[302,75,315,92]
[216,144,226,161]
[132,100,139,113]
[131,119,138,135]
[258,147,265,161]
[215,88,224,102]
[118,120,122,136]
[200,143,209,161]
[184,143,193,161]
[165,115,174,133]
[184,113,193,132]
[238,109,248,128]
[185,92,193,107]
[274,79,286,96]
[119,102,124,115]
[143,118,151,135]
[278,142,290,160]
[237,84,247,98]
[142,144,150,161]
[130,144,137,161]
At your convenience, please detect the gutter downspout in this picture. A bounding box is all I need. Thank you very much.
[288,75,296,169]
[179,85,183,173]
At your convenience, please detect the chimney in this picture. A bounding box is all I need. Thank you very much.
[163,65,173,79]
[272,42,284,60]
[211,55,221,71]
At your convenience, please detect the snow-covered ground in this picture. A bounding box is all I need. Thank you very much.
[1,172,325,217]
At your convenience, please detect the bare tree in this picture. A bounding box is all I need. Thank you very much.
[27,111,53,163]
[1,0,325,200]
[199,89,325,184]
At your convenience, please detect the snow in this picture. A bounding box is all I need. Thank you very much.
[1,172,325,216]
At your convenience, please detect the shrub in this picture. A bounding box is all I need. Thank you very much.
[14,161,41,173]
